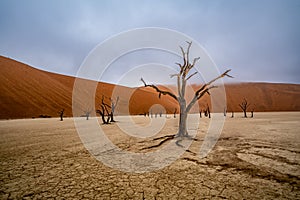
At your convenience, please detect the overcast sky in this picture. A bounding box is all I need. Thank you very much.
[0,0,299,86]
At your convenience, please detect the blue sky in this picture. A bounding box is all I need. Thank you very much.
[0,0,299,86]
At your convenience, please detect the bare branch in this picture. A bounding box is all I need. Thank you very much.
[186,41,192,65]
[115,96,119,107]
[185,70,232,113]
[175,62,182,68]
[191,57,200,68]
[140,78,147,86]
[140,78,178,101]
[101,96,111,109]
[239,98,251,110]
[170,73,180,78]
[186,71,197,81]
[206,69,233,86]
[179,46,186,70]
[197,85,217,100]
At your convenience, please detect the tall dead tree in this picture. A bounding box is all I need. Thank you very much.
[239,98,250,118]
[141,41,232,137]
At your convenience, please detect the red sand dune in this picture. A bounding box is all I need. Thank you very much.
[0,56,299,119]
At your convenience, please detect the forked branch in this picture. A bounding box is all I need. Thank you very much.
[194,69,232,98]
[140,78,178,100]
[185,70,232,113]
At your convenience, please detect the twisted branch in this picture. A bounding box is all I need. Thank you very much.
[140,78,178,101]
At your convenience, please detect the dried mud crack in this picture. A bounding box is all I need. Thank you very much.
[1,113,300,199]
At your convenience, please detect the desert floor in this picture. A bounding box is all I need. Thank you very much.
[0,112,299,199]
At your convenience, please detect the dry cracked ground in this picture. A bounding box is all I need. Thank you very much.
[0,112,299,199]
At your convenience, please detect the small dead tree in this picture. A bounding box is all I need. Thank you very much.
[204,104,211,118]
[59,109,64,121]
[96,96,111,124]
[84,110,91,120]
[141,41,232,137]
[250,105,255,118]
[110,96,119,122]
[174,108,177,118]
[239,98,250,118]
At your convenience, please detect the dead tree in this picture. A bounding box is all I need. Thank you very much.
[110,96,119,122]
[204,104,211,118]
[96,106,110,124]
[174,108,177,118]
[59,109,64,121]
[231,111,234,118]
[250,105,255,118]
[84,110,91,120]
[96,96,111,124]
[141,41,232,137]
[239,98,250,118]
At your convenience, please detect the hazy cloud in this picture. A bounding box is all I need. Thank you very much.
[0,0,299,85]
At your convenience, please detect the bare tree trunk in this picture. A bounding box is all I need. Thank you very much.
[110,113,115,122]
[97,109,110,124]
[231,111,234,118]
[101,113,106,123]
[110,108,115,122]
[207,105,211,118]
[243,110,247,118]
[178,100,187,136]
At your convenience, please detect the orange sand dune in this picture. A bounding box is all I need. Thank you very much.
[0,56,178,119]
[0,56,299,119]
